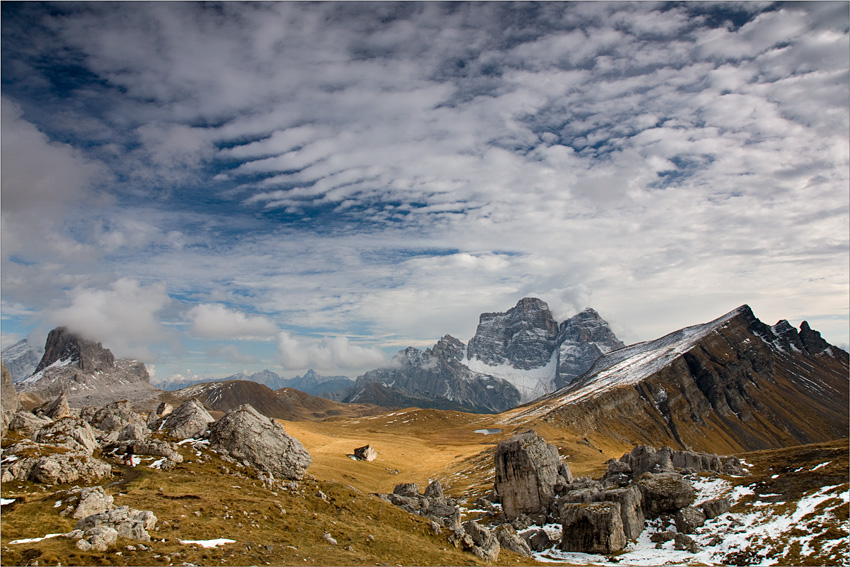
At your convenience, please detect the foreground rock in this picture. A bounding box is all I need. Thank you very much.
[354,444,377,461]
[74,505,157,545]
[209,404,311,480]
[494,430,570,521]
[560,502,627,554]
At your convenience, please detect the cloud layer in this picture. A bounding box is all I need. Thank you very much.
[2,2,847,379]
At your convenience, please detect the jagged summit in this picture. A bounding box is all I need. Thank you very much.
[35,327,115,373]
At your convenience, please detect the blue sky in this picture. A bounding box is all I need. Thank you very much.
[2,2,848,384]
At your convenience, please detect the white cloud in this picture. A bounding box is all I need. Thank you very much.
[49,279,172,360]
[277,332,388,372]
[187,304,278,339]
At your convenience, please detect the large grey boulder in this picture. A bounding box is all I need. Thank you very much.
[146,402,173,429]
[209,404,311,480]
[75,525,119,552]
[161,399,214,440]
[36,417,100,456]
[494,430,563,520]
[461,521,500,562]
[700,497,731,519]
[559,502,627,554]
[353,444,377,462]
[595,485,644,540]
[636,472,694,517]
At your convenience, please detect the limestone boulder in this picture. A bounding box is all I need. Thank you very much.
[76,505,157,542]
[559,502,627,554]
[208,404,311,480]
[118,422,149,442]
[423,479,444,500]
[353,444,377,461]
[462,521,500,562]
[636,473,694,518]
[494,430,562,519]
[89,401,145,433]
[75,525,118,552]
[393,482,420,497]
[594,485,645,540]
[161,399,214,440]
[146,402,173,429]
[3,453,112,485]
[521,528,553,552]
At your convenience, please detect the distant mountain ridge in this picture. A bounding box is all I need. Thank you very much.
[0,339,40,382]
[343,298,625,413]
[159,368,354,398]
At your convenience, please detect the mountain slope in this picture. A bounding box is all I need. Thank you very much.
[505,305,849,453]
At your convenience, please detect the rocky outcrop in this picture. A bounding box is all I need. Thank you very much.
[72,486,115,520]
[75,505,157,543]
[1,451,112,485]
[89,401,145,433]
[378,480,462,531]
[494,524,532,557]
[448,521,500,562]
[559,502,627,554]
[209,404,311,480]
[494,431,568,520]
[36,327,115,373]
[160,399,214,439]
[8,410,52,437]
[595,485,644,540]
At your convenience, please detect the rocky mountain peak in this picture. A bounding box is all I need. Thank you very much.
[467,297,559,370]
[798,321,831,355]
[555,308,625,388]
[35,327,115,374]
[429,335,465,361]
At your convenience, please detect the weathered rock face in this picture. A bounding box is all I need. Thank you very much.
[89,401,145,433]
[1,339,40,383]
[8,410,52,438]
[495,431,564,520]
[468,298,560,370]
[209,404,311,480]
[457,521,500,562]
[2,452,112,485]
[636,473,694,518]
[559,502,627,554]
[75,505,157,542]
[36,327,115,373]
[146,402,173,428]
[73,486,115,519]
[675,506,707,534]
[700,497,731,519]
[556,308,625,388]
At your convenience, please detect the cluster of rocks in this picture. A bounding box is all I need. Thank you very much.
[376,431,743,562]
[484,431,740,555]
[54,486,158,551]
[2,388,311,486]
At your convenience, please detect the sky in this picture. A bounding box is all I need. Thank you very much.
[1,1,848,385]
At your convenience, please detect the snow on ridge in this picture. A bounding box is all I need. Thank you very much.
[509,307,746,421]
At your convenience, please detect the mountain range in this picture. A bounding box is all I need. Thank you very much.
[341,298,624,413]
[158,368,354,397]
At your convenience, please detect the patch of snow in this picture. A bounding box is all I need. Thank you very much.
[178,538,236,548]
[10,534,63,544]
[149,458,167,469]
[1,498,17,506]
[464,351,558,403]
[811,461,831,471]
